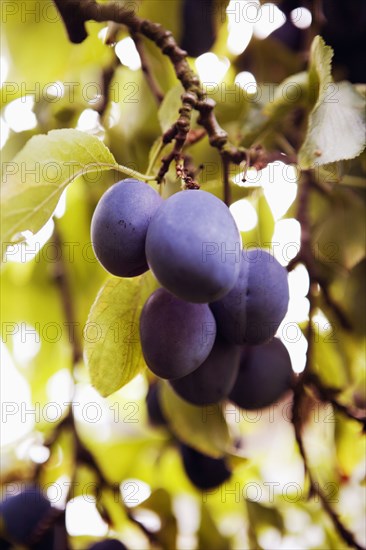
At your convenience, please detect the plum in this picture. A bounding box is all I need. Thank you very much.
[91,178,162,277]
[140,288,216,379]
[211,248,289,345]
[145,190,242,303]
[0,486,54,547]
[170,336,241,405]
[229,338,293,410]
[180,444,231,490]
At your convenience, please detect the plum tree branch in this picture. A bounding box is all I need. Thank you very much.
[290,172,365,550]
[293,386,365,550]
[53,0,292,188]
[292,310,365,550]
[96,54,120,117]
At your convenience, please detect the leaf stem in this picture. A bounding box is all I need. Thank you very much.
[115,163,157,181]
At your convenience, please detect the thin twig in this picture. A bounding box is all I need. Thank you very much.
[221,153,231,206]
[293,398,365,550]
[96,54,120,116]
[317,279,352,330]
[52,224,83,364]
[306,372,366,429]
[130,31,164,105]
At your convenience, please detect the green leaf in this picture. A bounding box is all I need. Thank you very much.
[263,71,309,118]
[299,37,366,168]
[158,83,184,132]
[299,82,366,168]
[85,272,157,397]
[160,383,230,458]
[1,129,117,247]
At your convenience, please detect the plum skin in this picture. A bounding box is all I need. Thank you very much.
[180,443,232,490]
[91,178,162,277]
[170,336,241,405]
[211,248,289,345]
[140,288,216,379]
[145,190,242,303]
[229,338,293,410]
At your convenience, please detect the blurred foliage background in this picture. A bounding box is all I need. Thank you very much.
[1,1,365,549]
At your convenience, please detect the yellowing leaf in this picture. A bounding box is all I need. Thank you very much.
[85,272,157,397]
[308,35,333,102]
[1,129,117,246]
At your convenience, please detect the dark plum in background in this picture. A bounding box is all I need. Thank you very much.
[91,179,162,277]
[0,487,54,548]
[180,0,216,57]
[88,539,128,550]
[146,382,167,427]
[211,248,289,345]
[140,288,216,379]
[229,338,293,410]
[180,443,232,490]
[170,336,241,405]
[146,190,242,303]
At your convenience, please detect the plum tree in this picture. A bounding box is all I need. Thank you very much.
[88,539,128,550]
[170,336,241,405]
[0,486,54,548]
[180,443,232,490]
[229,338,293,410]
[91,179,162,277]
[211,248,289,345]
[140,288,216,379]
[145,190,242,303]
[146,382,167,426]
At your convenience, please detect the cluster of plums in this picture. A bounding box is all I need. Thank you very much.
[92,178,293,491]
[0,487,127,549]
[92,178,292,404]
